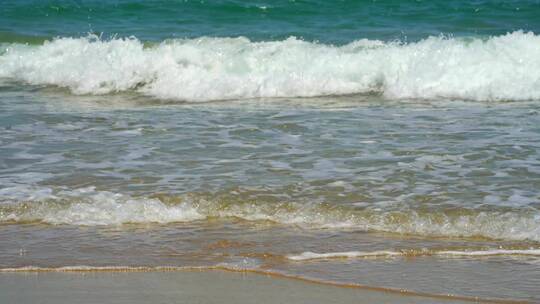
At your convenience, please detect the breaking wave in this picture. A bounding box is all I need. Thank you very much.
[1,186,539,242]
[1,31,540,102]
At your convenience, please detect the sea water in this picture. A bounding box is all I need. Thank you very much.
[1,1,540,302]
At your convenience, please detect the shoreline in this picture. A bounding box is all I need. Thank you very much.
[0,265,530,304]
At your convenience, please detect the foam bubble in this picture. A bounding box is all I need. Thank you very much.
[1,31,540,102]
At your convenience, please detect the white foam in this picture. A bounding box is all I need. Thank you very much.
[1,186,539,242]
[287,251,402,261]
[1,187,203,225]
[287,249,540,261]
[438,249,540,256]
[1,31,540,102]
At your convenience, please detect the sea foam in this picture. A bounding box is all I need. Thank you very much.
[1,31,540,102]
[1,186,539,242]
[0,187,203,225]
[287,249,540,261]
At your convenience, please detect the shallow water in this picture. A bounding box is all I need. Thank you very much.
[1,0,540,302]
[1,91,540,301]
[0,270,473,304]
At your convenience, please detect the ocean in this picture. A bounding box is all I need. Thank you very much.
[1,0,540,302]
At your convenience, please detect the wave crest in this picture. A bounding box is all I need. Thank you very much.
[1,31,540,102]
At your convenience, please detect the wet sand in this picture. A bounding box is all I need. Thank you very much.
[0,269,476,304]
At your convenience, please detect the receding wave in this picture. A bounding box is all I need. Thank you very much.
[1,31,540,102]
[287,249,540,261]
[1,186,539,242]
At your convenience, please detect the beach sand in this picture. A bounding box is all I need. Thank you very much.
[0,269,474,304]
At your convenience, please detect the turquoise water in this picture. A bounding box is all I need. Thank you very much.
[2,0,540,43]
[1,1,540,302]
